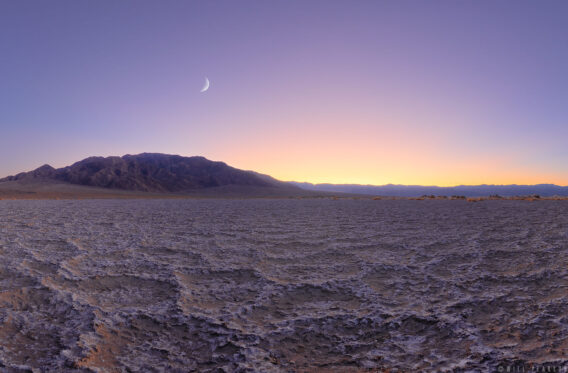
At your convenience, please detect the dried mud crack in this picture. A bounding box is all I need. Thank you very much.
[0,199,567,371]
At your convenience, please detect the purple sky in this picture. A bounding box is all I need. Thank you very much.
[1,1,567,185]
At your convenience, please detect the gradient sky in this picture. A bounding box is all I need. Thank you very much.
[1,0,567,186]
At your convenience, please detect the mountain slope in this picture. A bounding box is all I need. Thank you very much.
[1,153,298,194]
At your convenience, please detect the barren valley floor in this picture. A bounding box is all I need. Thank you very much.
[0,199,566,371]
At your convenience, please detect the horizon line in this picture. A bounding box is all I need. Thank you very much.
[2,152,567,189]
[286,181,568,188]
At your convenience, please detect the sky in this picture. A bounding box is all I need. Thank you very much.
[1,0,567,186]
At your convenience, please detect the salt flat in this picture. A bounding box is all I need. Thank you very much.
[0,199,566,372]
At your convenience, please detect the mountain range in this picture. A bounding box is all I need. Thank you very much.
[1,153,567,198]
[291,182,568,197]
[0,153,304,198]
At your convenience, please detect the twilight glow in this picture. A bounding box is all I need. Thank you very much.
[1,1,567,186]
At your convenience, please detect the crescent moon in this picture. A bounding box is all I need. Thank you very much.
[200,77,210,92]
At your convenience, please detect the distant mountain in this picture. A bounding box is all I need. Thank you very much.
[290,182,568,197]
[1,153,301,194]
[5,154,566,198]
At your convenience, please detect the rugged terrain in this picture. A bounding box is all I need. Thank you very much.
[0,153,306,198]
[0,199,566,371]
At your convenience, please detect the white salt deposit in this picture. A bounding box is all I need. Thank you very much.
[0,199,566,371]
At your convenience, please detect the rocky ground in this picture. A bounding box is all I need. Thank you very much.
[0,199,566,372]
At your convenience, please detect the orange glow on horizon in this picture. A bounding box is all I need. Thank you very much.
[204,118,568,187]
[231,160,568,187]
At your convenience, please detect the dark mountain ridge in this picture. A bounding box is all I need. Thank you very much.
[1,153,296,193]
[4,154,566,197]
